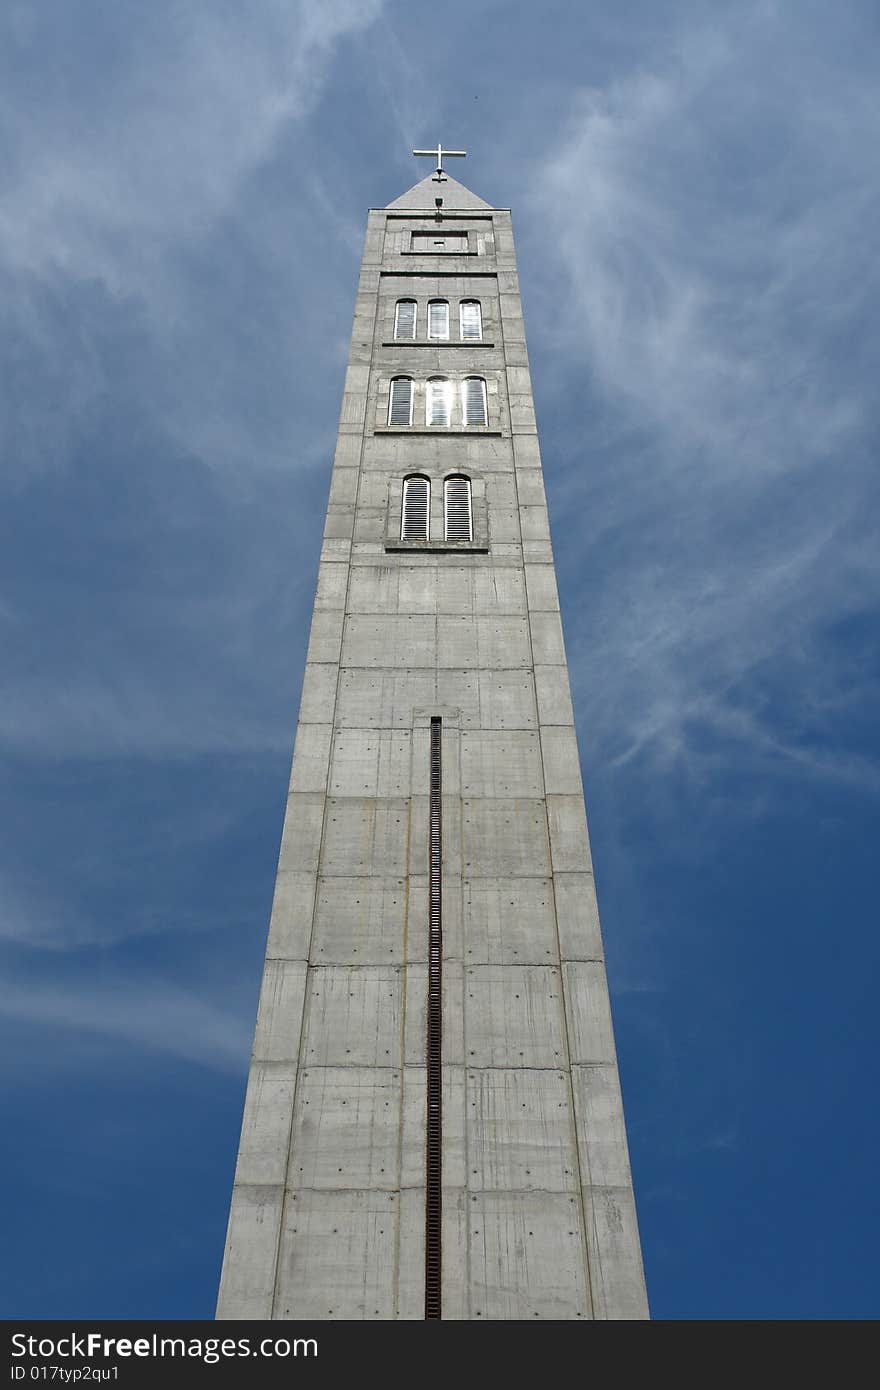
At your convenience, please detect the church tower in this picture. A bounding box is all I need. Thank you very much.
[216,152,648,1321]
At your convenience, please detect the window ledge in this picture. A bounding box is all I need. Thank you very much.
[399,250,482,257]
[382,340,495,348]
[375,428,502,436]
[384,541,489,554]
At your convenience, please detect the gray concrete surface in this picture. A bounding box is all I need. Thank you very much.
[216,170,649,1320]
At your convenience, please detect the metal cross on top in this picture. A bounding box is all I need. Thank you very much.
[412,143,467,179]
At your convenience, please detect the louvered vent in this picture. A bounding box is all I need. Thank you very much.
[462,377,487,426]
[401,476,429,540]
[394,300,417,341]
[444,476,473,542]
[460,300,482,341]
[428,300,449,341]
[427,379,452,427]
[388,377,413,426]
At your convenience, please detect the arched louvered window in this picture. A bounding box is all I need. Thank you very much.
[426,377,453,427]
[427,300,449,341]
[394,299,417,341]
[444,475,473,542]
[462,377,488,426]
[401,475,430,541]
[460,300,482,341]
[388,377,414,426]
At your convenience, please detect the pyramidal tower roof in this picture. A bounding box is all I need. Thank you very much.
[385,171,494,212]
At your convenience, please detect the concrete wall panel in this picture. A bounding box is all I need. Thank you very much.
[265,870,316,960]
[468,1192,590,1320]
[274,1190,399,1320]
[297,663,340,724]
[252,961,308,1063]
[462,876,558,964]
[582,1186,649,1320]
[464,964,565,1067]
[216,1186,283,1320]
[310,875,407,965]
[524,564,559,611]
[571,1064,635,1190]
[233,1063,297,1186]
[277,793,325,875]
[336,669,437,728]
[540,727,585,796]
[289,1066,400,1189]
[321,797,410,876]
[303,966,401,1066]
[460,730,544,797]
[562,962,617,1064]
[533,664,575,726]
[328,729,412,796]
[289,723,332,794]
[553,873,604,960]
[461,797,550,877]
[546,794,593,873]
[466,1068,578,1191]
[476,670,537,730]
[306,609,345,665]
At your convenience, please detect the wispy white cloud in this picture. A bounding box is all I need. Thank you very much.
[0,1,385,286]
[0,972,251,1073]
[0,1,387,491]
[527,2,880,795]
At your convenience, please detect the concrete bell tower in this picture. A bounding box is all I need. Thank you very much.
[216,153,649,1321]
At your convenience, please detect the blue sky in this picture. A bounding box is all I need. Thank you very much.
[2,0,878,1319]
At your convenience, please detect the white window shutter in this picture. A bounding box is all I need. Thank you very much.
[428,301,449,340]
[460,301,482,341]
[394,300,417,340]
[462,377,487,426]
[427,379,452,427]
[388,378,413,426]
[401,476,429,540]
[444,476,473,542]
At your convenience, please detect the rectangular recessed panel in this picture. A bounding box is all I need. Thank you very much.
[275,1190,398,1320]
[303,966,401,1066]
[234,1063,298,1186]
[342,615,437,668]
[290,1067,401,1189]
[466,1068,578,1191]
[460,730,544,797]
[464,964,566,1068]
[328,729,412,797]
[217,1186,284,1320]
[321,798,410,876]
[434,616,532,670]
[412,232,467,252]
[468,1193,590,1320]
[461,798,550,878]
[336,669,437,728]
[462,877,558,964]
[311,877,408,964]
